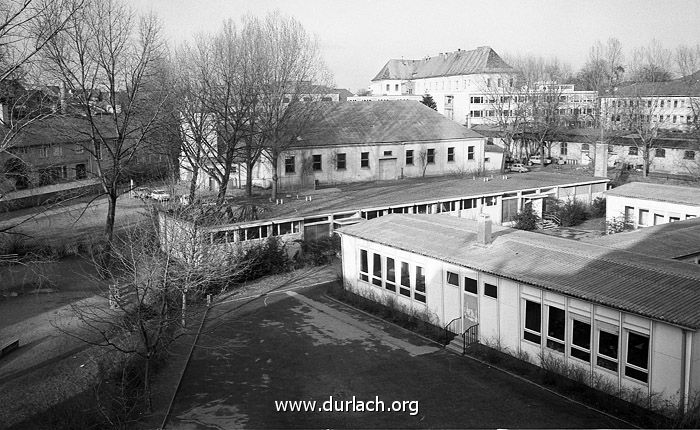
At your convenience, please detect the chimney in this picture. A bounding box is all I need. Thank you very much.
[477,214,492,245]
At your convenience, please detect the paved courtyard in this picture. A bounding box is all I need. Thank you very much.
[166,286,629,429]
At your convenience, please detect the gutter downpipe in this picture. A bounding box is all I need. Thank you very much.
[682,330,693,413]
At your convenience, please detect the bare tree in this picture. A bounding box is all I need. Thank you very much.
[630,39,674,83]
[39,0,167,243]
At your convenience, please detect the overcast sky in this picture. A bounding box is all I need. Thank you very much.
[127,0,700,93]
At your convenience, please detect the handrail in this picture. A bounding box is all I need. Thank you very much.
[543,213,561,225]
[443,316,462,345]
[462,323,480,354]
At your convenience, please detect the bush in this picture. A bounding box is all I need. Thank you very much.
[558,198,590,227]
[590,197,606,218]
[235,236,291,285]
[294,235,340,267]
[512,203,540,230]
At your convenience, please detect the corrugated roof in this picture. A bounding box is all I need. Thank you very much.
[372,47,514,81]
[610,71,700,97]
[291,100,483,148]
[339,214,700,329]
[606,182,700,207]
[583,217,700,260]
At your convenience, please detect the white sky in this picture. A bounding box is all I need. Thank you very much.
[126,0,700,92]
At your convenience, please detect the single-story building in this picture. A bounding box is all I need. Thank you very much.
[184,100,488,193]
[605,182,700,228]
[337,213,700,411]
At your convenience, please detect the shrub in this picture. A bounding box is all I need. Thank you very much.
[512,203,540,230]
[590,197,606,218]
[293,234,340,267]
[558,198,590,227]
[606,216,634,234]
[235,236,291,285]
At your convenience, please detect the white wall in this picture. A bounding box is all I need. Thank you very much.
[606,194,700,228]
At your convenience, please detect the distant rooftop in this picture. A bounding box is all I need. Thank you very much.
[291,101,482,148]
[372,46,514,81]
[339,214,700,329]
[608,70,700,97]
[606,182,700,207]
[583,217,700,260]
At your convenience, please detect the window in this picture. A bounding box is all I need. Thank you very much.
[470,96,484,104]
[546,306,566,353]
[361,152,369,168]
[685,150,696,160]
[629,147,638,156]
[470,110,483,117]
[312,154,322,171]
[395,84,399,91]
[406,150,414,165]
[523,301,541,344]
[446,271,459,286]
[447,147,455,162]
[400,262,411,297]
[624,206,634,222]
[483,196,497,206]
[597,330,619,372]
[427,148,435,164]
[655,148,665,158]
[386,257,396,292]
[464,277,477,294]
[570,320,591,362]
[484,282,498,299]
[53,145,62,156]
[560,142,568,156]
[581,143,589,152]
[674,100,679,108]
[386,84,390,91]
[383,150,392,157]
[285,156,295,174]
[372,253,382,287]
[75,144,84,154]
[638,209,649,226]
[39,146,49,158]
[359,250,368,282]
[415,266,426,303]
[654,214,664,225]
[670,216,680,222]
[467,146,474,160]
[625,332,649,383]
[336,153,346,170]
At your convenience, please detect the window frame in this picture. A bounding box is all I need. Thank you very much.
[570,318,592,363]
[359,249,369,282]
[546,306,566,353]
[447,147,455,162]
[312,154,322,171]
[361,152,370,168]
[284,156,295,174]
[336,153,347,170]
[596,329,619,372]
[399,261,411,297]
[624,331,650,383]
[405,149,414,165]
[484,282,498,299]
[523,300,542,344]
[467,146,474,160]
[414,265,426,303]
[426,148,435,164]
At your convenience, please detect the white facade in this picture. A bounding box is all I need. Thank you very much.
[606,193,700,228]
[601,95,699,132]
[339,216,700,411]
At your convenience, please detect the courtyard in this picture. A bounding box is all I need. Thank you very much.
[167,285,630,429]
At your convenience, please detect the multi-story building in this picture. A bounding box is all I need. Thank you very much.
[369,47,515,124]
[601,71,700,133]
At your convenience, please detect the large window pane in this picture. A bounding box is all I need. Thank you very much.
[372,253,382,286]
[447,271,459,286]
[627,332,649,369]
[360,249,368,282]
[524,301,541,344]
[546,306,565,353]
[464,277,477,294]
[571,320,591,362]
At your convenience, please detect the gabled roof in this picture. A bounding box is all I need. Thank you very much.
[291,100,483,148]
[2,116,118,147]
[372,46,514,81]
[583,217,700,260]
[606,182,700,207]
[610,70,700,97]
[339,214,700,329]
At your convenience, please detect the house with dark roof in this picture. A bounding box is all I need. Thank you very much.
[337,213,700,411]
[605,182,700,229]
[184,100,488,192]
[601,71,700,133]
[367,47,515,124]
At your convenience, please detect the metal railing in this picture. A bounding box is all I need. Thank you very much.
[543,212,561,225]
[462,323,480,354]
[444,316,462,345]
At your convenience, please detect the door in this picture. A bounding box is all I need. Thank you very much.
[463,275,479,328]
[444,281,461,331]
[378,159,397,181]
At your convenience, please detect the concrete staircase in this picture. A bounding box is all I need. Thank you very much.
[536,219,559,230]
[445,335,464,355]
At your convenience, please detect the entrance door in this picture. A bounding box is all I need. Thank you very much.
[378,159,397,181]
[444,281,461,331]
[463,275,479,328]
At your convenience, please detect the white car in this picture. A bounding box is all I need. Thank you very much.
[510,163,530,173]
[528,155,552,165]
[150,189,170,201]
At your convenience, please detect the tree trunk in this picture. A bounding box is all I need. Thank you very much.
[271,156,279,200]
[188,167,199,204]
[245,141,253,197]
[144,357,152,413]
[105,190,117,243]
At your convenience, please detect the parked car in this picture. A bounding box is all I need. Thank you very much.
[510,163,530,173]
[133,186,151,199]
[528,155,552,165]
[150,189,170,201]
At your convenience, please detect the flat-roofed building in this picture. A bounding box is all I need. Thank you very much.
[605,182,700,228]
[337,213,700,411]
